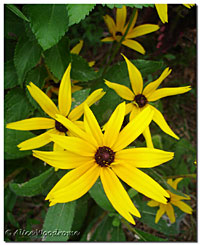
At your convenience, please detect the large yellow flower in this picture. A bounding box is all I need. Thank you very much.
[101,6,159,54]
[33,102,174,225]
[105,54,191,147]
[155,4,195,23]
[6,64,105,151]
[147,178,193,224]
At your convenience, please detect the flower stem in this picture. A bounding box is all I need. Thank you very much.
[102,8,137,77]
[163,174,196,179]
[121,219,147,241]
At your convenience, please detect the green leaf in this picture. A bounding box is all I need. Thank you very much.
[26,4,69,50]
[152,134,163,149]
[9,167,54,197]
[14,36,42,85]
[42,202,76,241]
[7,212,20,228]
[6,4,29,22]
[71,88,90,110]
[134,228,168,241]
[90,79,123,125]
[4,60,18,89]
[71,194,89,232]
[44,36,70,80]
[89,179,115,212]
[71,54,98,81]
[4,128,35,160]
[5,87,34,123]
[25,65,48,113]
[67,4,96,26]
[104,4,154,9]
[4,7,25,39]
[89,215,126,242]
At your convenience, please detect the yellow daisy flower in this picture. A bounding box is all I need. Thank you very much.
[6,64,105,151]
[33,102,174,225]
[147,178,193,224]
[155,4,195,23]
[105,54,191,147]
[101,6,160,54]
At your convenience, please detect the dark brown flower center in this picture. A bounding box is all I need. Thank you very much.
[116,31,122,36]
[55,120,68,133]
[166,196,171,203]
[134,94,148,108]
[95,146,115,167]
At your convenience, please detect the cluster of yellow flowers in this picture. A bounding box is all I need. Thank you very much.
[6,5,193,225]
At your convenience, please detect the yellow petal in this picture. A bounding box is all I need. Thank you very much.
[172,200,193,214]
[58,63,72,117]
[171,178,183,190]
[55,114,91,144]
[143,126,154,148]
[49,134,96,156]
[53,131,65,152]
[100,168,138,225]
[70,40,83,54]
[113,106,153,152]
[150,105,179,140]
[18,128,56,151]
[183,4,195,8]
[6,117,55,130]
[122,54,143,95]
[122,39,145,54]
[116,6,127,32]
[124,9,138,34]
[165,203,176,223]
[103,15,116,36]
[101,36,115,42]
[68,89,105,121]
[155,204,166,223]
[126,24,159,39]
[143,67,172,98]
[112,164,169,203]
[147,86,191,102]
[129,104,140,121]
[104,102,125,148]
[115,147,174,168]
[48,162,100,204]
[155,4,168,23]
[33,150,91,169]
[104,80,134,101]
[27,82,59,119]
[125,102,134,115]
[147,200,159,207]
[84,103,104,147]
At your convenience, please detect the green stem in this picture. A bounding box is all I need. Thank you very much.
[163,174,196,179]
[121,219,147,241]
[101,8,137,77]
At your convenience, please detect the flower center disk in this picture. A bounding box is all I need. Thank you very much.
[134,94,148,108]
[166,196,171,203]
[55,120,68,133]
[95,146,115,167]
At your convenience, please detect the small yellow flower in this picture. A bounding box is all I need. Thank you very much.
[6,64,105,151]
[155,4,195,23]
[147,178,193,224]
[33,102,174,225]
[101,6,160,54]
[105,54,191,147]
